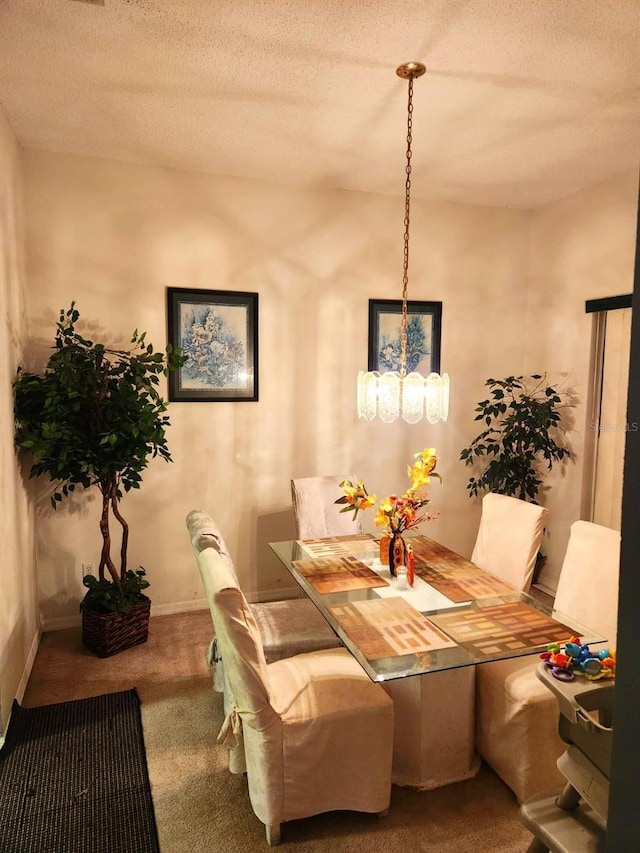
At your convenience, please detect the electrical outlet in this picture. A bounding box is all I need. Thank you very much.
[81,563,95,580]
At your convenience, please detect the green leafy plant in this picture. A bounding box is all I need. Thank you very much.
[460,374,574,502]
[81,568,150,613]
[13,303,187,613]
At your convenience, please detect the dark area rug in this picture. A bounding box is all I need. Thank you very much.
[0,688,160,853]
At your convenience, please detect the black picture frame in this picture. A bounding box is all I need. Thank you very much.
[367,299,442,374]
[167,287,258,402]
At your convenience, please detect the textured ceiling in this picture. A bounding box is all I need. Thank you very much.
[0,0,638,208]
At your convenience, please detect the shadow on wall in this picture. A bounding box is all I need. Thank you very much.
[31,478,97,623]
[254,508,298,603]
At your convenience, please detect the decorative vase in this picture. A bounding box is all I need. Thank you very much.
[379,533,390,565]
[388,531,407,578]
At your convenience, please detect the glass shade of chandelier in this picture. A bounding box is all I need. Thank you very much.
[357,62,449,424]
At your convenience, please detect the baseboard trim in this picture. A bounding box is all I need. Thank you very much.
[150,598,209,616]
[42,599,209,631]
[2,626,42,744]
[532,581,556,598]
[15,627,41,704]
[41,588,302,632]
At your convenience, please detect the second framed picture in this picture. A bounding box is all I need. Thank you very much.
[167,287,258,402]
[368,299,442,375]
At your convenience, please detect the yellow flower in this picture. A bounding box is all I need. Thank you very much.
[374,508,389,527]
[336,449,442,534]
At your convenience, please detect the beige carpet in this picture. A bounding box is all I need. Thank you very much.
[23,611,534,852]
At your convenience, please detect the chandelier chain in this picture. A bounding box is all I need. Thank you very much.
[356,61,448,425]
[400,75,414,378]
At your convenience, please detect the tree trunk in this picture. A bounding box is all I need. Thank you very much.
[98,479,120,586]
[110,484,129,584]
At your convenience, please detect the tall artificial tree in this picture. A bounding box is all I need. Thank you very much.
[14,304,186,610]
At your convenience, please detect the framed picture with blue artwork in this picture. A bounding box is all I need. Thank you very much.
[367,299,442,375]
[167,287,258,402]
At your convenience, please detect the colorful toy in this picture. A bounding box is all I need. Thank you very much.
[540,637,616,682]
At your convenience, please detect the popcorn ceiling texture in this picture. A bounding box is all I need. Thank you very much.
[0,0,638,209]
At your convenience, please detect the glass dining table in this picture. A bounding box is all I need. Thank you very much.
[269,532,602,789]
[269,533,601,683]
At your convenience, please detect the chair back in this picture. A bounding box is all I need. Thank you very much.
[554,520,620,648]
[196,547,277,731]
[471,492,549,590]
[291,474,363,539]
[186,509,240,584]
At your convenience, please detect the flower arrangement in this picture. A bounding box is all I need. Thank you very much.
[335,448,442,534]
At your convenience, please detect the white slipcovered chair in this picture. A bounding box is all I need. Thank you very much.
[291,474,363,539]
[187,510,340,660]
[186,511,341,713]
[475,520,620,803]
[196,544,394,846]
[471,492,549,592]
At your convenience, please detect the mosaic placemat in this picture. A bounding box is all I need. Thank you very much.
[297,533,378,559]
[428,601,575,659]
[292,555,389,594]
[328,597,458,660]
[410,535,518,601]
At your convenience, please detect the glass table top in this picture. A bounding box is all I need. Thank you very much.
[269,535,604,683]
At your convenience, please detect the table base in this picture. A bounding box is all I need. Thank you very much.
[382,667,480,789]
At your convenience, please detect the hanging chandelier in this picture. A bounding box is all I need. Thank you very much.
[357,62,449,424]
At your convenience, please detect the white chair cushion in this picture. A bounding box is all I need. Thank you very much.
[251,599,341,662]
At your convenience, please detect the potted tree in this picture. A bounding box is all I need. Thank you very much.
[460,374,574,502]
[13,303,186,657]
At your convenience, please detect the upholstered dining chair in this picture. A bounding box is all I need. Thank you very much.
[291,474,363,539]
[471,492,549,592]
[196,544,394,846]
[475,520,620,803]
[186,510,341,710]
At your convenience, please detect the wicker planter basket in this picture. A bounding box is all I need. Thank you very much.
[81,594,151,658]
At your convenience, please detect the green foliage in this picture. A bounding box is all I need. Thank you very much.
[460,374,573,502]
[14,303,186,504]
[13,303,187,611]
[81,568,150,614]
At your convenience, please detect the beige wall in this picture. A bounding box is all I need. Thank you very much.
[525,170,639,590]
[0,108,38,731]
[10,144,638,633]
[22,149,531,624]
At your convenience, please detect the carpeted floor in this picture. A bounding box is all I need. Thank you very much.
[23,611,535,852]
